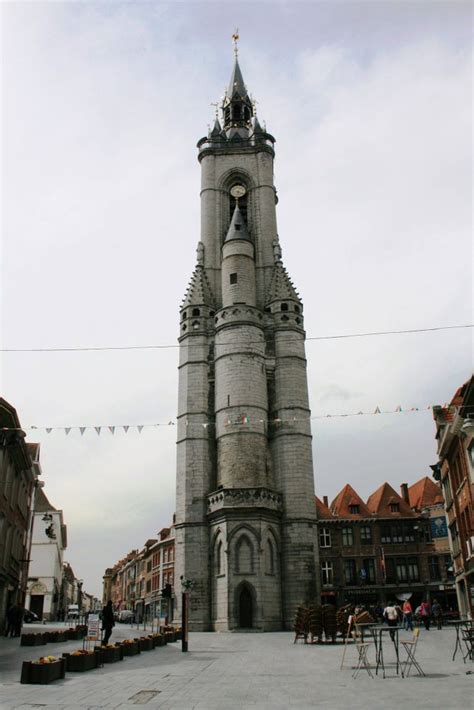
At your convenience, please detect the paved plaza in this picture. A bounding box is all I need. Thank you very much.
[0,623,472,709]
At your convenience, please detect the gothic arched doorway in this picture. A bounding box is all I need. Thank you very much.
[239,585,253,628]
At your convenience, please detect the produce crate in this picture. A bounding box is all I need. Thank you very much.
[94,645,123,663]
[138,637,154,652]
[45,631,68,643]
[164,631,176,643]
[150,634,165,647]
[20,634,46,647]
[66,629,83,641]
[63,651,100,672]
[21,658,66,684]
[121,640,141,656]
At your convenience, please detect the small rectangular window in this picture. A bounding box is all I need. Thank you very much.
[342,527,353,546]
[230,273,237,284]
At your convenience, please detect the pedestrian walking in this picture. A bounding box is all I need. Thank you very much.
[383,601,399,641]
[420,600,431,630]
[101,600,115,646]
[402,600,414,631]
[13,606,24,637]
[4,605,16,637]
[432,599,443,630]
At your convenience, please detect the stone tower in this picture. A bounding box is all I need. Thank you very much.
[174,52,320,631]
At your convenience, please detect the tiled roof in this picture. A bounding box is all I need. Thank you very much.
[367,482,414,517]
[330,484,373,518]
[408,476,443,510]
[315,497,333,519]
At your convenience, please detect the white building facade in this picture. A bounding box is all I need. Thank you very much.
[26,487,67,621]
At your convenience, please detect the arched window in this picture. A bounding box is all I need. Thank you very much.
[266,539,275,575]
[281,303,289,312]
[229,188,248,225]
[192,308,200,317]
[236,535,254,574]
[216,540,223,575]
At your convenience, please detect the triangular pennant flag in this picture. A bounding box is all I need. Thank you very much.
[123,426,129,433]
[168,421,175,426]
[357,411,364,415]
[65,428,72,435]
[137,425,144,433]
[395,405,402,412]
[46,428,53,434]
[80,427,86,436]
[95,427,101,435]
[109,426,115,435]
[374,406,381,414]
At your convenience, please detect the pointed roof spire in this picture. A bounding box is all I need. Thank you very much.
[228,57,248,99]
[224,203,250,243]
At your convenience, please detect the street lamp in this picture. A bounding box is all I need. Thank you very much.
[180,577,196,653]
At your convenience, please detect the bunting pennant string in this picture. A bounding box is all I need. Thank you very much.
[1,403,467,436]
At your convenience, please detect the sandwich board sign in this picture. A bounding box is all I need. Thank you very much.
[87,614,100,642]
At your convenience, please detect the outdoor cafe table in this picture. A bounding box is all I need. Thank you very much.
[447,620,474,661]
[368,625,404,678]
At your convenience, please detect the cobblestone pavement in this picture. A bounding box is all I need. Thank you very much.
[0,623,472,709]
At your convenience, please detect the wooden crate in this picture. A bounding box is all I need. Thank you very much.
[21,658,66,684]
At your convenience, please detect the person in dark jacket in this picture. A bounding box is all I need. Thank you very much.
[4,605,16,637]
[101,600,115,646]
[13,606,24,637]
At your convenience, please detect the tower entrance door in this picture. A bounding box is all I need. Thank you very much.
[238,586,253,628]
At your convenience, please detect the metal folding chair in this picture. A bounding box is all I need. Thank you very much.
[351,630,373,678]
[461,629,474,663]
[401,628,425,677]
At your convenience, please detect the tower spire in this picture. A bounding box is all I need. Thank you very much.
[222,32,253,134]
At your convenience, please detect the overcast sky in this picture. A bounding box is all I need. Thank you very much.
[1,1,472,598]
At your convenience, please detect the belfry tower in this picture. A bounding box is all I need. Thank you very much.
[175,47,320,631]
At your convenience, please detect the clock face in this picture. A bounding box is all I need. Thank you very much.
[230,184,246,199]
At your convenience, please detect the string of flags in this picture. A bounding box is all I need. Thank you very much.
[0,403,466,436]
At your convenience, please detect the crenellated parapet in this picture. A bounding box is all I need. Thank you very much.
[208,487,283,516]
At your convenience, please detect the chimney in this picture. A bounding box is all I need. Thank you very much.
[323,495,329,508]
[400,483,409,504]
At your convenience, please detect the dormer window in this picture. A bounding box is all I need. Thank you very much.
[349,504,360,515]
[390,503,400,513]
[235,224,241,231]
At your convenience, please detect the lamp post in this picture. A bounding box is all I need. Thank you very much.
[180,577,195,652]
[77,579,83,621]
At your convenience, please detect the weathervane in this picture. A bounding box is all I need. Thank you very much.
[232,28,239,57]
[210,101,219,120]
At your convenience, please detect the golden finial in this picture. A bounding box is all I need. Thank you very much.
[232,28,239,57]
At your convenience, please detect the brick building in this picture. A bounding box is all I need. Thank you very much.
[103,521,175,622]
[317,477,454,609]
[0,399,39,631]
[433,376,474,617]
